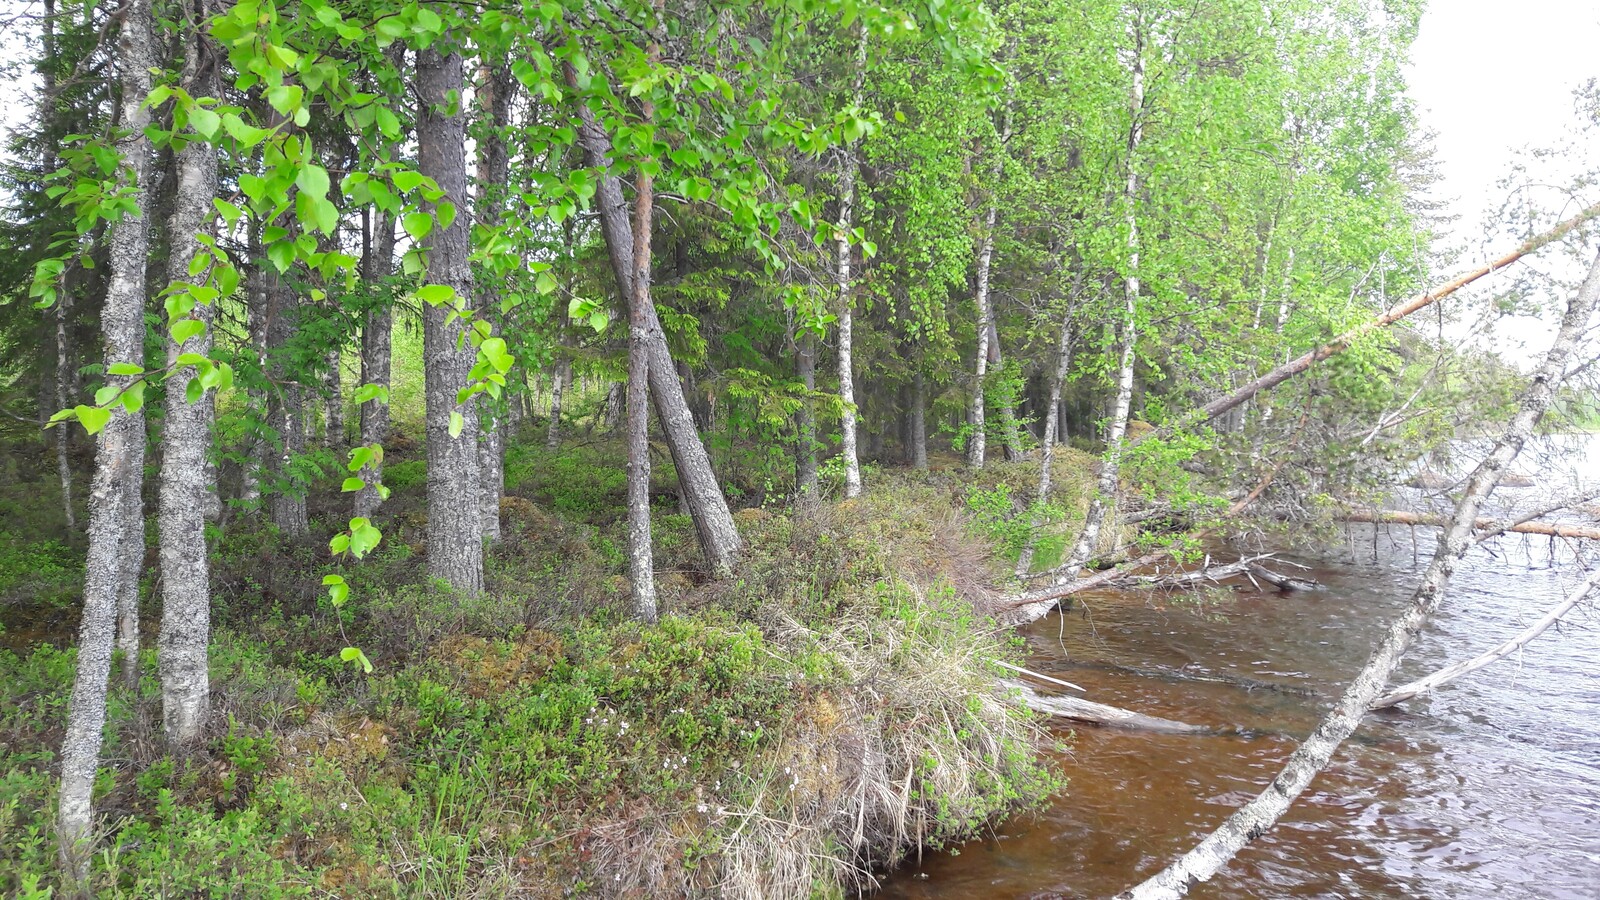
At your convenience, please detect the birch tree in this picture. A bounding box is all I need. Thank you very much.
[57,0,156,874]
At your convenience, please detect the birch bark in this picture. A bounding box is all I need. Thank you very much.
[835,23,866,499]
[1118,248,1600,900]
[157,11,219,745]
[58,0,155,872]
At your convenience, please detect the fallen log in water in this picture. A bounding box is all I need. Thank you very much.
[1371,568,1600,709]
[1114,247,1600,900]
[1343,509,1600,541]
[1246,564,1323,592]
[1003,679,1208,734]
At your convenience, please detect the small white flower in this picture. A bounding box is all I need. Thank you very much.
[340,802,348,810]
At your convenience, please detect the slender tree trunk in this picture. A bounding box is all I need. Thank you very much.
[564,63,741,574]
[323,348,344,448]
[59,0,154,873]
[258,103,307,535]
[41,0,75,534]
[1372,567,1600,709]
[475,60,513,544]
[968,103,1011,470]
[355,208,394,520]
[546,356,568,449]
[1130,201,1600,446]
[910,372,928,469]
[834,22,867,499]
[56,294,74,529]
[795,328,819,504]
[418,41,484,593]
[265,267,308,536]
[968,202,996,470]
[157,12,218,745]
[1053,23,1143,585]
[241,223,265,504]
[1119,248,1600,900]
[626,4,662,621]
[1016,310,1074,578]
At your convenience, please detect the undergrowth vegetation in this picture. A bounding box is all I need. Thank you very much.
[0,430,1077,898]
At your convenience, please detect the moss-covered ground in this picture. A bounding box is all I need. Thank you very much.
[0,431,1099,898]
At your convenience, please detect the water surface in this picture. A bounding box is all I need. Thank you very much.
[882,437,1600,899]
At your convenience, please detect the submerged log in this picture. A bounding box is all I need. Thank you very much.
[1371,568,1600,709]
[1003,680,1208,734]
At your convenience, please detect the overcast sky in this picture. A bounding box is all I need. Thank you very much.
[1406,0,1600,361]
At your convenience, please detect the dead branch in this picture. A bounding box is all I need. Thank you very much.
[1245,564,1323,592]
[1371,567,1600,709]
[1003,680,1208,734]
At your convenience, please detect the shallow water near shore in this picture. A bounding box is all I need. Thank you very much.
[881,436,1600,899]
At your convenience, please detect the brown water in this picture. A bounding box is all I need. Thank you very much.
[883,439,1600,899]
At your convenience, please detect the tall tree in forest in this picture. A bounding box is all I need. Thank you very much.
[417,37,484,594]
[967,100,1011,470]
[57,0,156,873]
[156,0,219,745]
[474,60,514,544]
[834,23,867,500]
[1055,7,1144,580]
[624,0,663,621]
[563,64,743,576]
[354,205,394,519]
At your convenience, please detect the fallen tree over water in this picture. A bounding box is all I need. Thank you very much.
[1371,567,1600,709]
[1114,249,1600,900]
[1342,509,1600,541]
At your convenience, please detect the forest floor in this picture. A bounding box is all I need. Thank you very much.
[0,430,1105,898]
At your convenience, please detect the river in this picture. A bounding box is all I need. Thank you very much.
[881,435,1600,899]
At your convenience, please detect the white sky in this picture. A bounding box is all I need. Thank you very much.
[1406,0,1600,361]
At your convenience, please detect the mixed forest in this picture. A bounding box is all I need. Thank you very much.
[2,0,1599,896]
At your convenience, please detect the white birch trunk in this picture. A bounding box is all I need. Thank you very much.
[1015,309,1074,578]
[1052,18,1144,588]
[1118,249,1600,900]
[58,0,154,873]
[157,21,219,745]
[1371,567,1600,709]
[836,23,866,500]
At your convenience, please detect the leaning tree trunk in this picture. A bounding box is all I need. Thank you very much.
[157,13,219,746]
[354,207,394,519]
[418,43,484,594]
[1015,309,1074,578]
[565,63,741,574]
[58,0,155,874]
[834,22,867,500]
[1118,248,1600,900]
[1052,29,1143,587]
